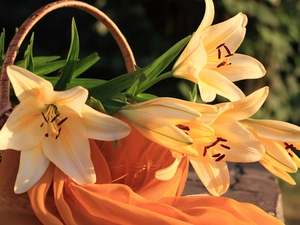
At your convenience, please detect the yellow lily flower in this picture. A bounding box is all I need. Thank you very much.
[173,0,266,102]
[0,65,131,193]
[241,118,300,185]
[188,87,269,196]
[118,97,209,157]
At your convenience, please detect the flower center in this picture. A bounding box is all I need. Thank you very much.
[40,104,68,139]
[203,137,230,162]
[216,43,233,68]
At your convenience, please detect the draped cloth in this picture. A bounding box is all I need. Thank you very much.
[0,122,283,225]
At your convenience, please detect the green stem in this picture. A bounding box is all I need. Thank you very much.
[137,70,173,94]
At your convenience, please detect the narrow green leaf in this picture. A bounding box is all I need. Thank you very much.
[134,93,157,102]
[23,32,35,72]
[189,84,198,102]
[34,59,66,76]
[0,28,5,66]
[89,67,145,102]
[86,96,105,112]
[145,35,190,79]
[125,72,147,96]
[137,35,191,94]
[54,18,80,91]
[15,56,61,68]
[72,52,100,78]
[43,77,106,89]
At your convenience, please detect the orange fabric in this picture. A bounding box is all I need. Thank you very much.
[1,123,283,224]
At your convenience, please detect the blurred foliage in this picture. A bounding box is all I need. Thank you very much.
[0,0,299,123]
[220,0,300,124]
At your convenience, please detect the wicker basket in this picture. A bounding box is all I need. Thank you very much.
[0,1,136,222]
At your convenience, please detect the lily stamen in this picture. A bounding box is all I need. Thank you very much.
[51,113,60,122]
[220,144,230,149]
[215,154,226,162]
[41,104,67,139]
[57,117,68,126]
[176,124,190,131]
[203,137,229,156]
[212,153,221,157]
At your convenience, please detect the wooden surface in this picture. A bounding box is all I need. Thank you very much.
[182,162,284,222]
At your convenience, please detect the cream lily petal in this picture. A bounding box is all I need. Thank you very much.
[289,151,300,168]
[217,87,269,121]
[42,113,96,184]
[260,146,297,173]
[216,54,266,82]
[155,158,182,181]
[199,69,245,102]
[0,96,45,151]
[187,122,215,138]
[241,119,300,142]
[196,0,215,33]
[44,86,88,115]
[7,65,53,101]
[121,99,201,124]
[119,110,197,156]
[149,97,219,124]
[173,34,207,81]
[213,121,264,162]
[203,13,248,55]
[121,101,201,124]
[190,157,230,196]
[260,157,296,185]
[14,145,50,193]
[81,105,130,141]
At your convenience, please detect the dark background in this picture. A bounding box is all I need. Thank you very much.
[1,0,300,123]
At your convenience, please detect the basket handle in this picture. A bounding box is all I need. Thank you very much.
[0,0,136,128]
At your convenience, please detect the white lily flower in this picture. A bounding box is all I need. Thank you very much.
[0,65,131,193]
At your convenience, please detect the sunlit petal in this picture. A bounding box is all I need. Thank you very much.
[7,65,53,101]
[119,110,197,156]
[14,145,50,193]
[260,157,296,185]
[155,158,182,181]
[196,0,215,33]
[0,97,45,151]
[190,157,230,196]
[217,87,269,121]
[203,13,248,54]
[42,113,96,184]
[173,34,207,81]
[44,86,88,115]
[213,121,264,162]
[216,54,266,82]
[187,122,215,138]
[199,69,245,102]
[121,98,201,124]
[241,119,300,142]
[81,105,130,141]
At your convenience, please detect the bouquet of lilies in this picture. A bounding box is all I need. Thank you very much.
[0,0,298,224]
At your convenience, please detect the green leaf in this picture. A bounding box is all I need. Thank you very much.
[89,67,145,102]
[54,18,80,91]
[189,84,198,102]
[134,93,157,102]
[43,77,106,89]
[86,96,105,112]
[35,59,66,76]
[15,56,61,68]
[125,72,147,96]
[23,32,35,72]
[137,35,191,94]
[0,28,5,66]
[72,52,100,78]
